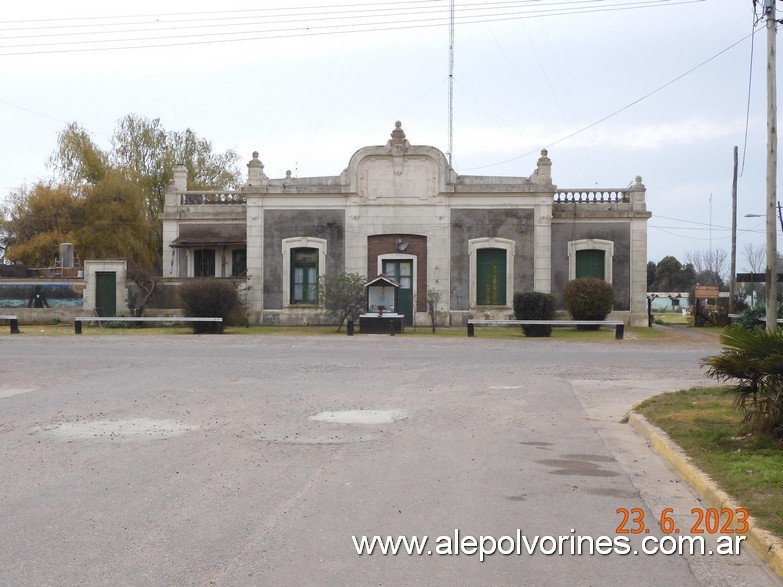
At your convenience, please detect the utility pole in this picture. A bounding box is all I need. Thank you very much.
[447,0,455,166]
[730,146,738,314]
[766,0,778,331]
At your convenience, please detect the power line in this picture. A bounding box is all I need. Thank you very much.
[0,0,702,56]
[464,28,758,171]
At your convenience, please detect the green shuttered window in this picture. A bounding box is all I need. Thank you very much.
[575,249,605,280]
[476,248,506,305]
[291,248,318,304]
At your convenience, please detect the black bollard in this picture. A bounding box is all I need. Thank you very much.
[347,320,354,336]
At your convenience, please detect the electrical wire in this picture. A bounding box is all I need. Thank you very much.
[0,0,702,56]
[740,5,760,177]
[464,28,761,171]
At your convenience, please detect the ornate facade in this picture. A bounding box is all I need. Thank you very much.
[161,122,651,326]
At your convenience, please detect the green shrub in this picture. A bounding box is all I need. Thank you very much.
[177,278,242,333]
[736,302,783,330]
[513,291,555,337]
[563,277,614,330]
[691,302,731,327]
[702,326,783,437]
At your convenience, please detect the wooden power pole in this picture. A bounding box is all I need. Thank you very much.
[730,146,738,314]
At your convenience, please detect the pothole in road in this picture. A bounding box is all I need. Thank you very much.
[309,409,406,424]
[0,388,35,399]
[253,432,385,445]
[45,418,194,440]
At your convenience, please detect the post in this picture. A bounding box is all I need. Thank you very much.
[10,318,19,334]
[75,319,82,334]
[347,320,354,336]
[467,322,475,337]
[730,146,738,314]
[766,0,778,331]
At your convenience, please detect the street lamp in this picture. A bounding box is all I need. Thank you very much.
[745,204,783,231]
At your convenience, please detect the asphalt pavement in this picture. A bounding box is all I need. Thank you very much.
[0,333,780,586]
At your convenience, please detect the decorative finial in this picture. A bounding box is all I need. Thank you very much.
[391,121,406,142]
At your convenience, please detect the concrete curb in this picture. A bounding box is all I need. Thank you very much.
[628,411,783,579]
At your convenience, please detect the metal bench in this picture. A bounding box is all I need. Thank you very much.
[0,315,19,334]
[74,316,223,334]
[467,319,625,340]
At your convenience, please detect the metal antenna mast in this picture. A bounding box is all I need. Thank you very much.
[448,0,455,166]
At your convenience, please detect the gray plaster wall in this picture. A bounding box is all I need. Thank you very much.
[449,208,534,310]
[263,210,346,309]
[551,222,631,311]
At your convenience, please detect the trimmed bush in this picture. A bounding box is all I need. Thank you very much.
[177,278,242,333]
[513,291,555,337]
[563,277,614,330]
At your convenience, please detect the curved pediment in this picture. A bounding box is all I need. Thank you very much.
[344,122,455,199]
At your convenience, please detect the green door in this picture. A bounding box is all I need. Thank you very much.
[476,248,506,305]
[95,272,116,317]
[383,260,413,326]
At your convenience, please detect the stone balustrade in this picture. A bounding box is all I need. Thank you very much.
[181,192,246,205]
[553,189,630,203]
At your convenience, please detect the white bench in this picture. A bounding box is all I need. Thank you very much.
[0,315,19,334]
[467,319,625,340]
[74,316,223,334]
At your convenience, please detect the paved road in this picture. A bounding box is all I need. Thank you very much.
[0,334,780,586]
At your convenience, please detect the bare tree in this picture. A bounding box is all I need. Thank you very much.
[742,243,765,304]
[127,260,157,317]
[426,288,442,333]
[684,249,728,286]
[743,243,765,273]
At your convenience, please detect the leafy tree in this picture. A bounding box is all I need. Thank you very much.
[651,255,696,291]
[694,269,723,289]
[110,115,243,220]
[647,261,657,290]
[6,115,243,272]
[1,183,83,267]
[49,122,108,185]
[320,272,366,332]
[78,170,158,270]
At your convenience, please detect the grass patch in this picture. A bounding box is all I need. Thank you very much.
[653,311,690,325]
[1,323,660,342]
[636,387,783,537]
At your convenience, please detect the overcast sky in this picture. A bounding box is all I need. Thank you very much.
[0,0,774,269]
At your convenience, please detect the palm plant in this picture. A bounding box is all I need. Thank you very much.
[702,326,783,437]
